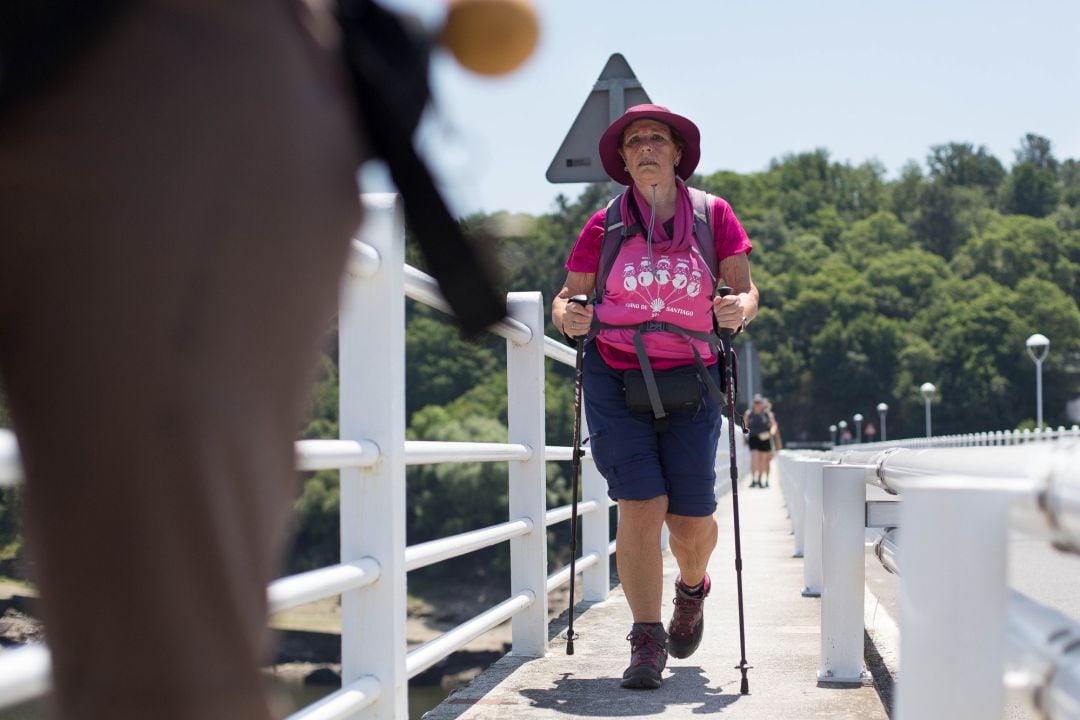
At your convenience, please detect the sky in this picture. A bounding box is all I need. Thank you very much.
[374,0,1080,217]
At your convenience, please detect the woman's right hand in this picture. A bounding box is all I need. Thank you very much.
[552,272,596,338]
[561,295,594,337]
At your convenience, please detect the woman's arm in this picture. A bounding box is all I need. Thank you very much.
[713,253,759,331]
[552,271,596,338]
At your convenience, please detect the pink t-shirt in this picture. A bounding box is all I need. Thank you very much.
[565,194,752,370]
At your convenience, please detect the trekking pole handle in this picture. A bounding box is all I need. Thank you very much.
[715,286,734,339]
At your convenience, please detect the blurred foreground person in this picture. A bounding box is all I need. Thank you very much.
[1,0,524,711]
[0,2,361,718]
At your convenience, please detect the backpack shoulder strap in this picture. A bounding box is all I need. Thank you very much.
[595,192,627,303]
[686,187,719,282]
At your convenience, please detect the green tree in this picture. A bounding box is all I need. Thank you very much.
[864,248,952,319]
[837,211,911,268]
[910,183,983,259]
[405,307,501,421]
[890,161,927,222]
[1015,133,1058,172]
[952,213,1080,299]
[289,471,340,572]
[927,142,1006,191]
[908,276,1025,432]
[1059,158,1080,209]
[1004,162,1061,218]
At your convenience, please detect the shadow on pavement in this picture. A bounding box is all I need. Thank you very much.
[517,666,743,715]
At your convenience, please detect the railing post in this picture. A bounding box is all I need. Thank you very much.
[777,453,793,521]
[896,479,1012,720]
[581,414,610,601]
[339,194,407,718]
[790,458,807,558]
[505,292,548,656]
[819,464,868,682]
[801,459,824,598]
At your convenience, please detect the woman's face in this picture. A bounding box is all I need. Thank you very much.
[619,119,681,187]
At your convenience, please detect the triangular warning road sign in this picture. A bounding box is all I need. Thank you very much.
[546,53,651,184]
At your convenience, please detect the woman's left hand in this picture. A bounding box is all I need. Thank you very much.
[712,293,747,331]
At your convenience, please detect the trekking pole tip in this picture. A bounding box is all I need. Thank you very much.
[566,636,575,655]
[735,662,752,694]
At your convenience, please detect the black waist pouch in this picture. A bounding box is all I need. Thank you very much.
[624,365,702,415]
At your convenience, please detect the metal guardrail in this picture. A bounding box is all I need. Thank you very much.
[0,194,616,719]
[834,425,1080,451]
[776,431,1080,720]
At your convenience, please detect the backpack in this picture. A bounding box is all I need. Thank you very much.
[588,187,737,430]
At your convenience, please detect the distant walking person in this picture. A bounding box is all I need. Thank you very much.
[744,395,777,487]
[553,104,758,689]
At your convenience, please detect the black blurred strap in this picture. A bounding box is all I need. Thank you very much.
[0,0,131,115]
[337,0,506,335]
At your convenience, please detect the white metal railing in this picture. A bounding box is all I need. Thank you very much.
[776,427,1080,720]
[0,194,616,719]
[836,424,1080,451]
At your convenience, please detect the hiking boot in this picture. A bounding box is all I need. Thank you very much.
[621,623,668,689]
[667,573,710,659]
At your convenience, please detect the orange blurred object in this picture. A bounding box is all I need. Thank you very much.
[441,0,539,76]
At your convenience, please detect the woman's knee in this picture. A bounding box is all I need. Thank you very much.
[618,496,668,529]
[666,514,717,545]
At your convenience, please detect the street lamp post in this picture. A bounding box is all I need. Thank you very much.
[853,413,864,443]
[1025,333,1050,430]
[829,424,837,446]
[838,420,848,445]
[877,402,889,442]
[920,382,936,438]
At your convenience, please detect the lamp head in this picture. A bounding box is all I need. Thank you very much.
[1026,333,1050,362]
[838,420,848,429]
[829,424,837,432]
[876,402,889,413]
[920,382,936,399]
[1026,333,1050,349]
[853,413,864,422]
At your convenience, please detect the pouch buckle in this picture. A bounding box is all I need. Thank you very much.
[640,321,669,334]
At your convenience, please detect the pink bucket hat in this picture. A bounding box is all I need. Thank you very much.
[599,104,701,186]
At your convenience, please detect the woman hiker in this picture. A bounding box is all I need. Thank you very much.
[552,104,759,689]
[745,394,779,487]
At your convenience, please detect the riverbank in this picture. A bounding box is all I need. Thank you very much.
[268,579,571,686]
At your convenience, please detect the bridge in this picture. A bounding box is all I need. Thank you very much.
[1,194,1078,719]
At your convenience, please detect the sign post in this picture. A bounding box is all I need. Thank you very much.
[546,53,650,191]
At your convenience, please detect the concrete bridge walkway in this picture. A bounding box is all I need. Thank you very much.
[425,476,888,719]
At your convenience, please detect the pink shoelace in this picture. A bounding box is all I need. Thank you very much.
[670,592,704,636]
[626,628,665,666]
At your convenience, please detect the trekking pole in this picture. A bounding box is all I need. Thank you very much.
[716,286,752,693]
[566,294,589,655]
